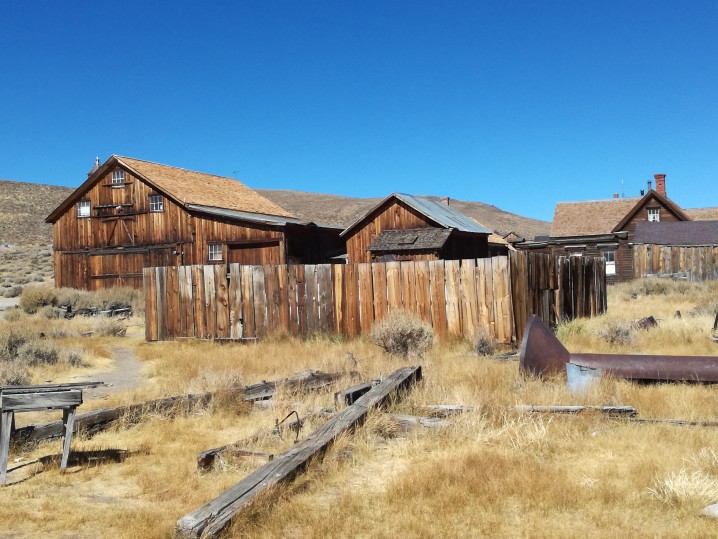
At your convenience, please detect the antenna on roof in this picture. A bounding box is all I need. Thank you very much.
[233,170,239,181]
[621,179,624,198]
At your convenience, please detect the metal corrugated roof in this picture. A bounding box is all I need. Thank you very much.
[186,204,342,230]
[394,194,490,233]
[340,193,491,236]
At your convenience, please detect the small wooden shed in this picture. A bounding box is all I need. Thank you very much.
[340,193,490,264]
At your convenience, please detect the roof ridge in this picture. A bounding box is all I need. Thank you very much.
[114,155,238,182]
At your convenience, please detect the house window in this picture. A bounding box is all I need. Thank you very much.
[76,200,91,218]
[208,244,223,262]
[647,208,660,222]
[149,194,164,212]
[111,169,126,187]
[603,251,616,275]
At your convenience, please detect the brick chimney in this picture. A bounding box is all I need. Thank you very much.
[654,173,666,197]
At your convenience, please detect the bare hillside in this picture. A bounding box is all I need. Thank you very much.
[0,180,72,246]
[258,189,551,239]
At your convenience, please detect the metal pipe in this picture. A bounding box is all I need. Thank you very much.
[519,315,718,383]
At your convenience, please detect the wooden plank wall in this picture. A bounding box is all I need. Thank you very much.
[144,252,607,344]
[633,244,718,282]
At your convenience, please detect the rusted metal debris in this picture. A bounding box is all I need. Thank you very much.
[520,315,718,383]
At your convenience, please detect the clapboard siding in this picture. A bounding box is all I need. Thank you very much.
[633,244,718,281]
[145,252,606,344]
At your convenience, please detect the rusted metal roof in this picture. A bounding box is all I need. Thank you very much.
[634,220,718,246]
[367,228,452,252]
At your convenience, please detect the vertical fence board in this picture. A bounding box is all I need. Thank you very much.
[228,264,243,339]
[386,262,402,311]
[344,263,360,337]
[144,268,158,341]
[414,261,431,325]
[371,263,388,323]
[332,264,344,335]
[252,266,267,337]
[264,265,280,334]
[214,264,230,339]
[444,260,462,337]
[304,265,318,334]
[476,258,494,336]
[203,266,216,339]
[492,256,513,344]
[459,259,478,338]
[429,260,447,338]
[317,264,333,333]
[401,262,417,314]
[240,265,255,338]
[358,263,374,333]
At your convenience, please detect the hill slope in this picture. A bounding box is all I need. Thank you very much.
[258,190,551,239]
[0,179,550,247]
[0,180,72,246]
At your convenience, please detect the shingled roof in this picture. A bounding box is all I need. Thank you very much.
[47,155,293,223]
[116,156,292,217]
[685,207,718,221]
[550,197,640,237]
[368,228,452,252]
[634,220,718,246]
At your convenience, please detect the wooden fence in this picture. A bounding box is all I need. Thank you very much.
[633,244,718,282]
[143,251,607,344]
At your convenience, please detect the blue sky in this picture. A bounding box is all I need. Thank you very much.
[1,1,716,221]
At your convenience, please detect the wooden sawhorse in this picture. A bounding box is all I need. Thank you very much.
[0,385,84,486]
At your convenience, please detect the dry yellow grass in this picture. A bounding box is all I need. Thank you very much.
[1,279,718,538]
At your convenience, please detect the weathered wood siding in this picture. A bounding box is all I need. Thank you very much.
[633,244,718,281]
[52,165,341,289]
[145,252,606,344]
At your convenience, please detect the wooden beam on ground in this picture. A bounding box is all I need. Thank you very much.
[628,417,718,427]
[514,405,637,417]
[420,405,477,417]
[176,365,422,539]
[12,370,346,445]
[334,380,379,407]
[198,447,273,471]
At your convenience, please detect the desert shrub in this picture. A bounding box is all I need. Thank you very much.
[370,310,434,358]
[0,361,30,385]
[96,319,128,337]
[39,305,62,319]
[3,285,22,298]
[597,320,636,346]
[64,347,86,367]
[0,326,34,361]
[19,285,57,313]
[55,286,143,314]
[16,340,61,366]
[474,326,496,356]
[3,308,22,322]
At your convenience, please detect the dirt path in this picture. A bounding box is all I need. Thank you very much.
[74,346,145,400]
[0,297,20,311]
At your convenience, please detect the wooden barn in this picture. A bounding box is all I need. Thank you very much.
[46,156,343,289]
[340,193,490,264]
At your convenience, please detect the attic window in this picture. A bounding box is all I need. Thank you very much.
[149,194,164,212]
[111,169,126,187]
[647,208,660,222]
[76,200,90,218]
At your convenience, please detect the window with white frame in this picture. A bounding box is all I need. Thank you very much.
[647,208,660,222]
[208,244,223,261]
[149,194,164,212]
[603,251,616,275]
[76,200,91,218]
[111,169,126,187]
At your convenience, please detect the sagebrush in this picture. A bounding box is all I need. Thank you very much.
[369,310,434,357]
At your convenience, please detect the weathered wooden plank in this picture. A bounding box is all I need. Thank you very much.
[198,447,273,472]
[476,257,495,336]
[357,263,374,333]
[277,265,290,334]
[240,265,255,338]
[192,265,206,339]
[156,267,168,341]
[263,265,280,334]
[414,261,431,325]
[143,268,158,342]
[371,262,388,324]
[304,264,318,335]
[0,412,13,485]
[228,264,243,339]
[493,256,514,344]
[429,260,447,338]
[316,264,333,334]
[444,260,462,337]
[203,266,217,339]
[387,413,449,433]
[1,390,83,412]
[344,264,360,337]
[252,266,268,337]
[175,365,422,539]
[514,405,637,417]
[214,264,230,339]
[401,261,417,314]
[179,266,195,338]
[459,259,478,338]
[166,266,180,339]
[334,380,379,407]
[295,264,307,336]
[386,261,402,311]
[332,264,344,335]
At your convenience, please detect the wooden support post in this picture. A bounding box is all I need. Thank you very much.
[176,365,422,539]
[0,411,14,486]
[60,407,77,471]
